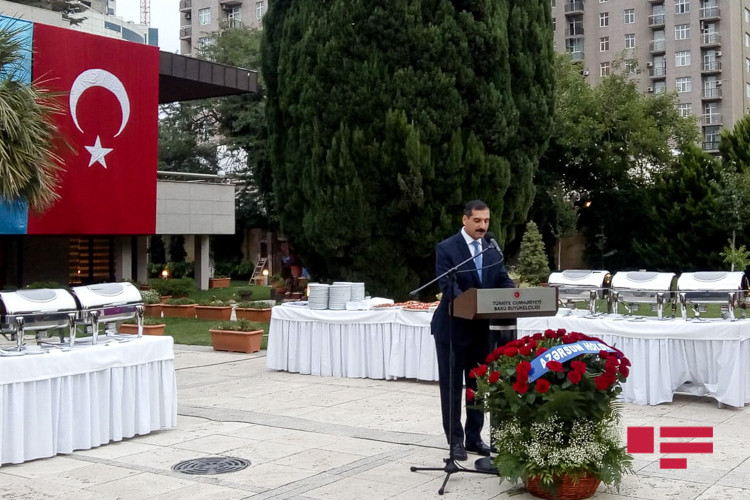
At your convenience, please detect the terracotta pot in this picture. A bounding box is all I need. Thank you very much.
[195,305,232,321]
[253,277,265,286]
[144,303,163,318]
[161,303,197,318]
[210,328,263,353]
[118,323,165,336]
[235,307,271,323]
[159,295,172,304]
[209,277,231,289]
[524,472,601,500]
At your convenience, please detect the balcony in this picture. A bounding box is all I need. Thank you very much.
[701,60,722,73]
[702,87,723,100]
[702,113,722,126]
[568,51,584,61]
[564,1,584,14]
[220,19,244,29]
[702,141,720,152]
[700,7,720,21]
[179,0,191,10]
[648,14,665,27]
[565,27,584,37]
[179,25,192,39]
[649,39,666,53]
[701,32,721,47]
[648,66,666,78]
[219,0,243,6]
[648,0,664,3]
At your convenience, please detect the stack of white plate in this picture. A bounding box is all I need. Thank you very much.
[308,283,330,310]
[350,282,366,301]
[328,284,352,310]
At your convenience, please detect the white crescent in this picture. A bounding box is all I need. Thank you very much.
[69,69,130,137]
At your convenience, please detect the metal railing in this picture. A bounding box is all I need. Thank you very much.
[702,60,722,72]
[649,39,666,52]
[564,2,584,14]
[179,25,192,39]
[179,0,191,10]
[648,14,665,26]
[648,66,666,77]
[702,87,723,99]
[699,7,720,20]
[702,113,722,125]
[701,32,721,46]
[565,27,584,36]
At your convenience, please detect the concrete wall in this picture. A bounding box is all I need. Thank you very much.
[156,181,235,235]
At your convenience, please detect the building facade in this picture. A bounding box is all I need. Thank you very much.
[179,0,264,56]
[552,0,750,153]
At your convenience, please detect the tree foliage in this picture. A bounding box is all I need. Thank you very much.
[262,0,555,298]
[719,113,750,172]
[518,221,550,285]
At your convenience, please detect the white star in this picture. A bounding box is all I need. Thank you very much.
[84,136,113,168]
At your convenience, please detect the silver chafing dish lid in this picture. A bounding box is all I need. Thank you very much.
[677,271,747,291]
[611,271,675,291]
[70,282,143,309]
[548,270,610,288]
[0,288,78,315]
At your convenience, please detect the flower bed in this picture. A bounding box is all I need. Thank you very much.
[472,329,634,499]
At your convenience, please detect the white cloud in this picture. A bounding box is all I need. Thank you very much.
[117,0,180,53]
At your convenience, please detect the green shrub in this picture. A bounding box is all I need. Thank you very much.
[166,260,194,279]
[148,277,194,297]
[139,289,161,304]
[518,221,550,286]
[25,280,64,289]
[197,298,230,306]
[122,316,164,325]
[237,300,272,309]
[166,297,195,305]
[235,261,254,279]
[212,319,262,331]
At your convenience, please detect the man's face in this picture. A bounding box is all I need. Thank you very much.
[462,208,490,240]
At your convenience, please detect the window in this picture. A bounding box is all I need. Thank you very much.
[675,24,690,40]
[677,103,692,117]
[624,8,635,24]
[599,0,607,3]
[600,62,611,77]
[551,0,555,6]
[746,33,750,48]
[624,34,635,49]
[256,1,264,19]
[654,81,667,93]
[747,83,750,98]
[675,0,690,14]
[600,36,610,52]
[600,12,609,27]
[746,8,750,23]
[676,77,691,93]
[675,51,691,67]
[746,58,750,73]
[552,18,556,31]
[625,59,637,74]
[199,7,210,25]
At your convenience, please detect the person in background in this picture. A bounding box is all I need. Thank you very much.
[430,200,515,460]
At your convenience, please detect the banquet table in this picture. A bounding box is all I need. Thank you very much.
[0,335,177,466]
[267,304,750,408]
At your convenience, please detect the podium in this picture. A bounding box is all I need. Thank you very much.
[453,287,559,320]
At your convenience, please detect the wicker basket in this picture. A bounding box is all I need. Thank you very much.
[524,472,601,500]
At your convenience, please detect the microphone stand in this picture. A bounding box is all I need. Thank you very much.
[409,244,497,495]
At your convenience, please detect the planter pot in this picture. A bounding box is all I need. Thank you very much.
[144,303,163,318]
[210,328,263,353]
[235,307,272,323]
[118,323,165,336]
[159,295,172,304]
[195,305,232,321]
[162,304,197,318]
[524,473,601,500]
[209,277,231,289]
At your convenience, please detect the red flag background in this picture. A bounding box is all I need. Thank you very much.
[28,24,159,234]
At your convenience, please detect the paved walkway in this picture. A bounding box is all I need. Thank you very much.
[1,345,750,499]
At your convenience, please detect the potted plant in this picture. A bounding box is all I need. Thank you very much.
[270,273,288,295]
[161,297,197,318]
[209,275,231,289]
[139,289,162,318]
[209,319,264,353]
[237,287,253,301]
[118,317,166,336]
[235,300,273,323]
[195,298,232,321]
[472,329,633,499]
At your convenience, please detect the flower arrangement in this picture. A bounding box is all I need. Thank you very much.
[471,329,634,499]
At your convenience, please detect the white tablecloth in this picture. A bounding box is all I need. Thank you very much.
[0,335,177,465]
[517,311,750,408]
[267,306,438,381]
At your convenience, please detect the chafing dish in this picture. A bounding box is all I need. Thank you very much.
[676,271,748,321]
[609,271,676,319]
[548,270,610,314]
[0,288,78,351]
[71,282,144,343]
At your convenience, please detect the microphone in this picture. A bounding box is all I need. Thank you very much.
[484,231,503,259]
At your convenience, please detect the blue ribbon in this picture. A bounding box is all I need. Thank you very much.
[529,340,615,382]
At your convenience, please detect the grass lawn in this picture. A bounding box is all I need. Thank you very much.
[188,282,271,303]
[161,315,270,349]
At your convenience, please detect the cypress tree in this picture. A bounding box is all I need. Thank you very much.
[262,0,554,298]
[518,221,550,286]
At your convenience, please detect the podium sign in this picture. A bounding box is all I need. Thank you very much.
[453,287,558,320]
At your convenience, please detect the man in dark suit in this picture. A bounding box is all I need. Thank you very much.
[430,200,515,461]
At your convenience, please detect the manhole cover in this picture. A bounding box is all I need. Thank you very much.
[172,457,251,475]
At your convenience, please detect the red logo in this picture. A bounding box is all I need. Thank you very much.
[514,291,520,298]
[627,426,713,469]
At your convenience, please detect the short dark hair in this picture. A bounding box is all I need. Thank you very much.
[463,200,488,217]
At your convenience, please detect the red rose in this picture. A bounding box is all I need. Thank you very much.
[605,373,617,385]
[466,388,475,401]
[599,350,610,359]
[528,340,538,349]
[547,360,563,372]
[469,368,478,379]
[567,370,582,384]
[595,375,610,390]
[488,371,500,384]
[504,347,519,357]
[619,365,630,377]
[622,357,631,367]
[532,333,544,341]
[519,335,532,344]
[535,347,548,357]
[605,364,618,376]
[516,361,532,376]
[519,345,532,356]
[485,352,497,364]
[512,380,529,394]
[476,364,488,377]
[535,379,551,393]
[571,361,587,374]
[562,335,576,344]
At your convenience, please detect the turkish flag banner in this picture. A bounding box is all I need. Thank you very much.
[28,24,158,234]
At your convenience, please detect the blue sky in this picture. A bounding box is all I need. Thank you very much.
[117,0,179,53]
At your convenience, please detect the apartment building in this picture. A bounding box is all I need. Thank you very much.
[552,0,750,153]
[179,0,264,55]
